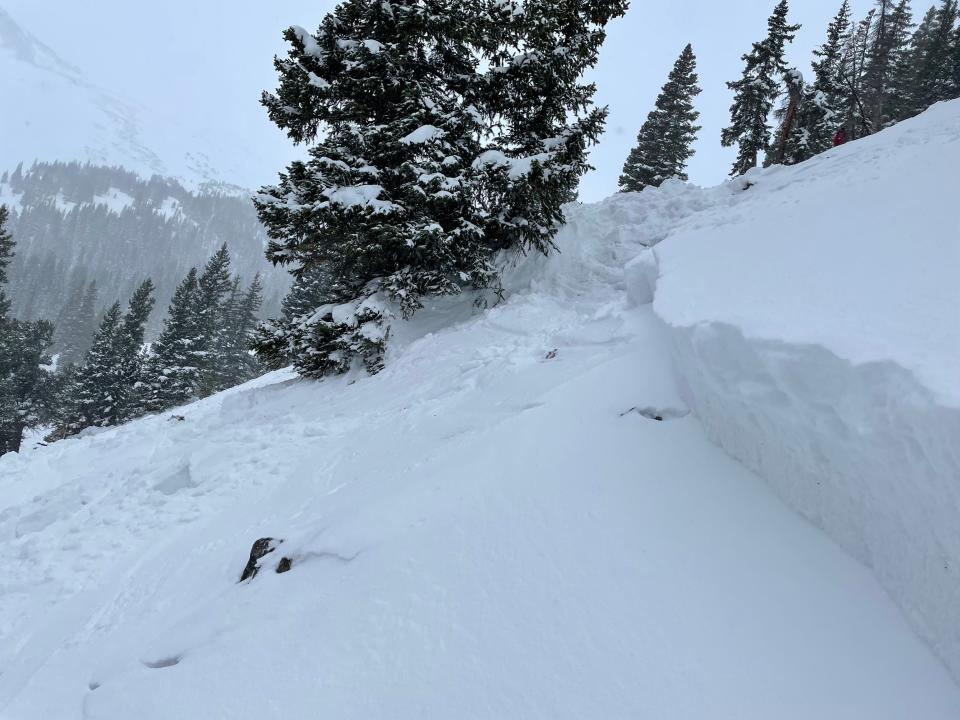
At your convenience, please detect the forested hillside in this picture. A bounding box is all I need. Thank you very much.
[0,162,287,338]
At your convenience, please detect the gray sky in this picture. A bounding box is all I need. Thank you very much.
[3,0,874,200]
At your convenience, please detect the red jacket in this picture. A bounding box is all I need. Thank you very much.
[832,128,847,147]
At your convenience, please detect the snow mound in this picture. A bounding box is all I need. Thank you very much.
[3,150,960,716]
[650,99,960,679]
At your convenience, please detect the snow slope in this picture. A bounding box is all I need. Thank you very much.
[0,7,269,189]
[2,166,960,716]
[648,100,960,679]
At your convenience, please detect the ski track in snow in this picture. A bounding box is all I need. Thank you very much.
[1,109,960,717]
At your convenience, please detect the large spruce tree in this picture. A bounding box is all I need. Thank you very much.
[54,302,124,436]
[53,279,155,437]
[784,0,852,163]
[864,0,915,128]
[619,44,701,192]
[113,279,155,421]
[721,0,801,175]
[195,244,235,397]
[0,206,12,319]
[143,268,204,411]
[909,0,959,112]
[256,0,628,377]
[213,274,264,391]
[0,205,54,455]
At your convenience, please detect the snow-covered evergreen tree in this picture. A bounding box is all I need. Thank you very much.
[619,44,701,192]
[839,9,877,138]
[54,302,124,436]
[0,206,12,319]
[113,279,155,421]
[950,14,960,96]
[256,0,627,377]
[55,279,99,367]
[52,279,154,437]
[864,0,915,128]
[0,205,54,455]
[721,0,801,175]
[142,268,203,411]
[908,0,959,112]
[0,318,54,454]
[212,274,264,391]
[196,244,234,397]
[780,3,851,163]
[768,68,806,165]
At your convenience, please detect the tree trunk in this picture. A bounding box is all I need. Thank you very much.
[0,420,25,455]
[773,82,802,165]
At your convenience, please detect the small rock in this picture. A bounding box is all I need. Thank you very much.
[276,557,293,574]
[240,537,281,582]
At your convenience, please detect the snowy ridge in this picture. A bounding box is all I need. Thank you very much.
[3,132,960,715]
[648,99,960,679]
[0,7,270,189]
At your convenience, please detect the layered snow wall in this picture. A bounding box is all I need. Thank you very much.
[646,100,960,678]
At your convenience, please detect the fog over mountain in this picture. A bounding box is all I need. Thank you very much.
[0,6,276,188]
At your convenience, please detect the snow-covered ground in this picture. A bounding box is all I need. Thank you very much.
[2,104,959,717]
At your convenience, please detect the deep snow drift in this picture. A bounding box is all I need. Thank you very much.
[647,99,960,678]
[2,105,960,717]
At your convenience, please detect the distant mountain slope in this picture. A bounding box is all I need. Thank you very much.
[0,6,271,189]
[0,162,288,336]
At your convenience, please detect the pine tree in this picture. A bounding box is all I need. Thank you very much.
[887,3,927,121]
[0,205,54,455]
[195,244,234,397]
[54,302,124,436]
[782,1,852,162]
[113,279,155,421]
[142,268,204,411]
[783,2,852,163]
[768,68,806,165]
[214,274,264,391]
[0,206,13,319]
[909,0,959,112]
[256,0,627,377]
[721,0,802,175]
[282,264,330,323]
[839,9,877,138]
[950,18,960,97]
[619,44,702,192]
[55,277,99,368]
[0,318,54,453]
[864,0,915,127]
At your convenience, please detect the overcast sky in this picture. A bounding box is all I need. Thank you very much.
[3,0,874,200]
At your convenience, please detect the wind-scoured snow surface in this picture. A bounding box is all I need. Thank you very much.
[2,106,960,717]
[649,99,960,680]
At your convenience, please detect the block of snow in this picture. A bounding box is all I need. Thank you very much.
[653,99,960,679]
[624,249,658,307]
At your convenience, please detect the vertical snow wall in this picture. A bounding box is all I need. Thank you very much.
[634,101,960,680]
